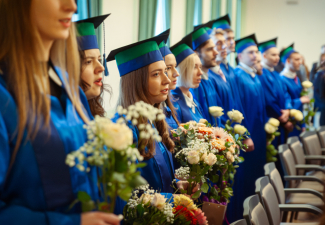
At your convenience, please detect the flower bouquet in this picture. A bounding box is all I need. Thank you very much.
[123,185,207,225]
[264,118,281,162]
[301,80,317,131]
[171,110,247,224]
[289,109,304,130]
[65,101,166,213]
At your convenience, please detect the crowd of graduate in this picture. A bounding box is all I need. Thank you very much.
[1,0,324,225]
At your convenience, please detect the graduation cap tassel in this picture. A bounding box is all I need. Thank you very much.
[103,21,109,76]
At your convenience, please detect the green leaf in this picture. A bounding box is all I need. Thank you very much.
[184,124,189,129]
[136,162,147,168]
[118,186,133,201]
[172,133,178,137]
[78,191,91,202]
[191,190,201,199]
[112,172,126,183]
[129,175,148,188]
[274,132,281,136]
[136,204,145,217]
[310,98,315,103]
[225,124,232,131]
[201,183,209,193]
[81,200,95,212]
[239,156,244,162]
[212,174,219,183]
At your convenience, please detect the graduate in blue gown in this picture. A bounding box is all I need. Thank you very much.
[0,1,124,224]
[258,38,293,146]
[106,33,176,214]
[158,39,180,131]
[230,34,268,223]
[76,14,111,118]
[169,34,205,124]
[280,44,310,137]
[313,68,325,125]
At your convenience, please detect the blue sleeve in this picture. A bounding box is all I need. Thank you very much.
[292,98,302,110]
[172,102,182,123]
[79,87,94,120]
[0,113,81,225]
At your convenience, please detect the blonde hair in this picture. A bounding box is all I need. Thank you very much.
[176,53,196,88]
[0,0,88,167]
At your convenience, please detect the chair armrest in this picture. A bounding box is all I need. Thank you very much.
[284,175,324,185]
[305,155,325,161]
[283,188,323,201]
[295,164,325,173]
[321,148,325,154]
[279,204,323,215]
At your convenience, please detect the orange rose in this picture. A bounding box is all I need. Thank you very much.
[198,127,213,135]
[211,139,226,151]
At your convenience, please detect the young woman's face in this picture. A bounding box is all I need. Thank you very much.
[164,54,179,90]
[192,54,203,88]
[31,0,77,41]
[147,61,170,104]
[81,49,104,100]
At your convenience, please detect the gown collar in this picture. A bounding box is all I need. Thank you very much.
[183,91,197,113]
[281,66,296,79]
[238,62,257,78]
[261,61,274,72]
[201,71,209,80]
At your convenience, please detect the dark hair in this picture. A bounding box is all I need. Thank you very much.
[224,28,234,33]
[195,40,210,53]
[117,65,175,160]
[79,50,112,117]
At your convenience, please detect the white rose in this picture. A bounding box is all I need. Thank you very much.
[187,150,200,164]
[200,152,207,161]
[199,119,208,124]
[264,123,277,134]
[209,106,224,118]
[139,193,152,204]
[151,193,166,210]
[268,118,280,127]
[227,110,244,123]
[99,122,133,150]
[302,80,313,89]
[204,153,217,166]
[234,124,247,135]
[290,109,304,122]
[226,151,235,163]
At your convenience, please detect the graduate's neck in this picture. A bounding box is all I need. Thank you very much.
[38,37,54,62]
[201,66,209,74]
[179,86,191,98]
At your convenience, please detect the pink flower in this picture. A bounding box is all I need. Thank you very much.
[194,208,208,225]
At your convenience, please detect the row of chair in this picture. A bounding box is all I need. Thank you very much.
[229,127,325,225]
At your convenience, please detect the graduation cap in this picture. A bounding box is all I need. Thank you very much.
[157,29,172,57]
[76,14,110,51]
[280,43,296,63]
[190,26,211,50]
[170,33,195,66]
[258,37,277,53]
[106,33,168,77]
[211,14,231,30]
[235,34,258,53]
[76,14,110,76]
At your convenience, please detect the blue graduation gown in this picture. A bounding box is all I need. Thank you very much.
[280,75,304,137]
[208,68,247,128]
[164,105,179,131]
[190,78,222,126]
[0,68,99,225]
[313,71,325,125]
[112,115,175,214]
[227,67,268,223]
[258,68,293,145]
[171,87,205,124]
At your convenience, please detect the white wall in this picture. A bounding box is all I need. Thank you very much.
[101,0,139,114]
[170,0,186,45]
[241,0,325,68]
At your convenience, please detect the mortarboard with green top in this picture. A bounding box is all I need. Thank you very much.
[191,26,211,50]
[75,14,110,76]
[106,34,169,77]
[157,29,173,57]
[76,14,110,51]
[235,34,258,53]
[211,14,231,30]
[280,43,296,63]
[258,37,277,53]
[170,33,194,66]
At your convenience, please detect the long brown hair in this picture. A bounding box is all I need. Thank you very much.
[117,65,174,160]
[79,50,112,117]
[0,0,88,166]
